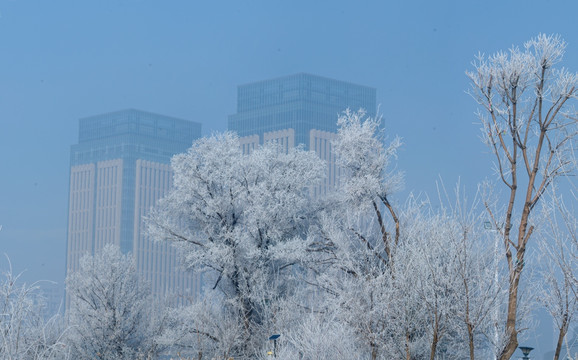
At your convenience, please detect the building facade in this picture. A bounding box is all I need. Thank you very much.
[66,109,202,302]
[229,73,376,195]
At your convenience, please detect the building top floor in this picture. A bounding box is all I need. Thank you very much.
[71,109,201,166]
[77,109,201,145]
[235,73,376,113]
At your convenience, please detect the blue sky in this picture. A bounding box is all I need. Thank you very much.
[1,1,577,355]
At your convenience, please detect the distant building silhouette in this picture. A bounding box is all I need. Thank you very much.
[66,109,201,303]
[228,73,376,195]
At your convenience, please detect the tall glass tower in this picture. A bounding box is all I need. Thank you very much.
[229,73,376,147]
[228,73,376,194]
[67,109,202,301]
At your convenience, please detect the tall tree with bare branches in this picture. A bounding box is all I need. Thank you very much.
[466,34,578,360]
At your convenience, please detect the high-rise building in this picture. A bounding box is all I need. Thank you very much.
[66,109,202,302]
[228,73,376,195]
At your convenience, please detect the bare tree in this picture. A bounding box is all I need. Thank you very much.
[466,34,578,359]
[538,192,577,360]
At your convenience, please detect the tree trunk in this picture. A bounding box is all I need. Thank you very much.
[405,330,411,360]
[430,329,438,360]
[498,269,521,360]
[371,343,378,360]
[467,322,475,360]
[553,316,569,360]
[430,310,439,360]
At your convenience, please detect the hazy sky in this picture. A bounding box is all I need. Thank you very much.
[1,1,577,356]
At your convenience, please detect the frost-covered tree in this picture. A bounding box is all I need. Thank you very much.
[467,34,578,360]
[65,245,159,360]
[307,111,505,359]
[403,201,467,360]
[0,259,69,360]
[305,110,445,359]
[312,191,504,359]
[304,109,403,359]
[430,183,509,360]
[538,192,577,360]
[269,309,361,360]
[332,109,403,266]
[148,133,324,357]
[156,296,244,359]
